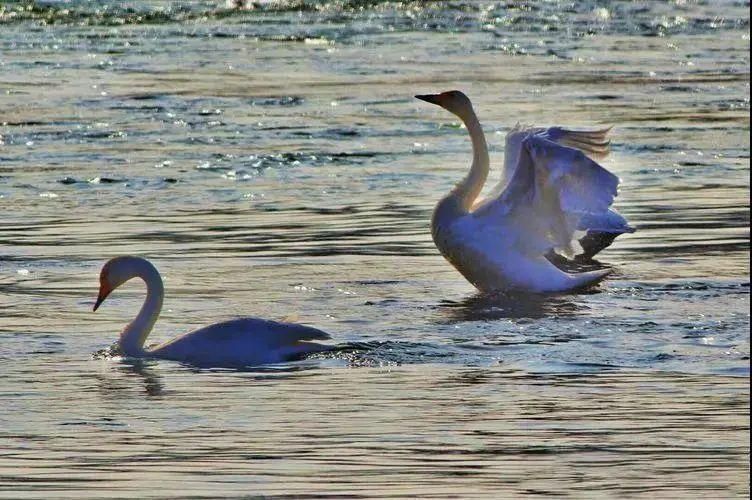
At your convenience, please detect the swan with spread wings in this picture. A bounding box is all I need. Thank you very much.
[416,90,634,293]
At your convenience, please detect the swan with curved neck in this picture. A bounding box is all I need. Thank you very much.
[416,90,633,293]
[93,256,330,367]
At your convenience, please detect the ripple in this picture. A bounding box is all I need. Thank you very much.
[0,1,748,497]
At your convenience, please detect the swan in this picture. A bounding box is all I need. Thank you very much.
[416,90,634,293]
[92,256,331,367]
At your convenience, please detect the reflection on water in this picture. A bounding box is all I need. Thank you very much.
[439,292,587,322]
[94,358,165,398]
[0,0,749,497]
[1,363,748,497]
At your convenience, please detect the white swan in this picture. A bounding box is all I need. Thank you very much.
[93,256,331,367]
[416,90,633,293]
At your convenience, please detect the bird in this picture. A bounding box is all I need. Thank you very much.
[415,90,634,293]
[92,256,331,368]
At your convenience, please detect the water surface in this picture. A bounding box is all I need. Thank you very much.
[0,0,749,497]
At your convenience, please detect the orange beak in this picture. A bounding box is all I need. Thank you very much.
[93,283,112,311]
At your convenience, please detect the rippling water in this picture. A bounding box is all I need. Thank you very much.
[1,0,749,497]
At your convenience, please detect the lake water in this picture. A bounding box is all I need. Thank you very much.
[0,0,749,497]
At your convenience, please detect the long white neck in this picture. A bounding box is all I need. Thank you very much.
[119,260,164,357]
[451,105,489,212]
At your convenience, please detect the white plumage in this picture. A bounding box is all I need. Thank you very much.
[416,90,634,293]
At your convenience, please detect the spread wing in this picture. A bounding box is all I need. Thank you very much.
[535,125,612,160]
[475,124,613,210]
[472,134,620,256]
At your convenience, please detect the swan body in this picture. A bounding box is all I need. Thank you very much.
[93,256,330,367]
[416,91,634,293]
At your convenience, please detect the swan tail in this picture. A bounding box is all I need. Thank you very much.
[492,254,612,293]
[564,267,612,291]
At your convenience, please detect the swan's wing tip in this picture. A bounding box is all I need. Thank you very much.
[236,317,332,343]
[306,327,332,341]
[288,323,331,341]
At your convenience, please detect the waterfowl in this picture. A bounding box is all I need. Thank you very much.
[93,256,331,367]
[416,90,633,293]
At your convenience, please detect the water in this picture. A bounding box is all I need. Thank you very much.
[0,0,749,497]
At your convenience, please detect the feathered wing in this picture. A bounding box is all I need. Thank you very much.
[576,209,633,234]
[218,318,331,347]
[473,135,620,257]
[536,127,634,255]
[536,126,612,160]
[475,125,613,211]
[155,317,330,356]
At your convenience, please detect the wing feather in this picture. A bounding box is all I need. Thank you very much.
[481,124,614,211]
[539,126,612,160]
[474,135,621,256]
[179,317,330,350]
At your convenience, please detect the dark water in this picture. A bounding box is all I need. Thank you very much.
[0,0,749,497]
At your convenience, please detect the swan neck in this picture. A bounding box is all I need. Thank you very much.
[454,107,489,211]
[120,263,163,357]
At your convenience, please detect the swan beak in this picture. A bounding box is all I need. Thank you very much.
[93,285,112,311]
[415,94,441,105]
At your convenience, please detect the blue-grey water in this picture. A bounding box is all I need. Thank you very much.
[0,0,749,497]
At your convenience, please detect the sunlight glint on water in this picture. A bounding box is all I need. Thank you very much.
[0,1,749,497]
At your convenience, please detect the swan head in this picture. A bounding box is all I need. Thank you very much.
[93,256,148,311]
[415,90,474,119]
